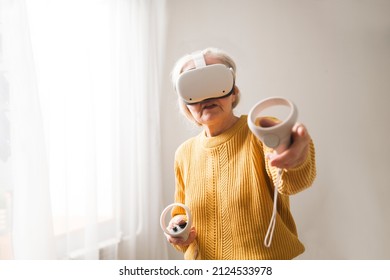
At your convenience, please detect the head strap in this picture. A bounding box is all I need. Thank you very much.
[192,52,206,68]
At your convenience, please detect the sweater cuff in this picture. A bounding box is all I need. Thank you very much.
[286,140,314,172]
[280,140,316,195]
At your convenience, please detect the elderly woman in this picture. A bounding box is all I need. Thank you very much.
[165,47,316,260]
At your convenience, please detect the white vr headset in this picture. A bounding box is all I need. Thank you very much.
[175,52,235,104]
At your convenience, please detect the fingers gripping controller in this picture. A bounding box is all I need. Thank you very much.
[248,97,298,154]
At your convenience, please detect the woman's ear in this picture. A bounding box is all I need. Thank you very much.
[231,85,240,108]
[232,85,237,95]
[231,89,237,103]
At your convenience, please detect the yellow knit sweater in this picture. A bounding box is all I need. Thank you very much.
[172,115,316,260]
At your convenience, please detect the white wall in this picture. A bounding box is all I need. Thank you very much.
[160,0,390,259]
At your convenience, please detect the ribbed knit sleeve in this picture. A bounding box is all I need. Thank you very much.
[264,140,317,195]
[171,115,317,260]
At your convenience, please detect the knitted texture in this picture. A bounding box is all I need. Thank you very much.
[172,115,316,260]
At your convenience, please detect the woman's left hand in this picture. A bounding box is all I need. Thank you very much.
[267,123,311,170]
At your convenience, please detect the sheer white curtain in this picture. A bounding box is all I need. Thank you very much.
[0,0,168,259]
[0,0,55,259]
[111,0,168,260]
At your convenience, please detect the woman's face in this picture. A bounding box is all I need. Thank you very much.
[182,56,237,130]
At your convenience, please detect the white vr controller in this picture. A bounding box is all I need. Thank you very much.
[248,97,298,247]
[248,97,298,154]
[160,203,193,240]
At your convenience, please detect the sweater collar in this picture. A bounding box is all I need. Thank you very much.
[199,115,247,148]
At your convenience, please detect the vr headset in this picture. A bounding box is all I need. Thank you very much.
[175,52,235,104]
